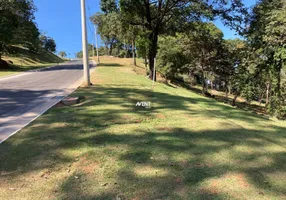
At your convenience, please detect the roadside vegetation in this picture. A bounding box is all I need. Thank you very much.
[1,56,285,199]
[0,0,63,77]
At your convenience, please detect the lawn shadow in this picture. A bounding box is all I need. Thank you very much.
[0,78,285,199]
[98,63,123,67]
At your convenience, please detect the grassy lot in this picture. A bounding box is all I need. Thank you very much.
[0,56,286,200]
[0,46,63,78]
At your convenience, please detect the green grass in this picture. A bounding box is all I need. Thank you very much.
[0,46,64,77]
[0,57,285,200]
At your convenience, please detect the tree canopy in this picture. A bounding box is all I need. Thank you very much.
[0,0,40,58]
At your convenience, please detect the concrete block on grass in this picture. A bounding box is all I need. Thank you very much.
[62,97,80,106]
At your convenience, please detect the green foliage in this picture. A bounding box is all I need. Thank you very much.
[157,35,187,81]
[58,51,67,58]
[40,35,56,52]
[91,12,122,56]
[76,51,83,59]
[246,0,286,117]
[119,0,247,80]
[181,22,225,93]
[136,35,149,59]
[92,0,285,118]
[0,0,39,57]
[100,0,118,13]
[76,44,106,58]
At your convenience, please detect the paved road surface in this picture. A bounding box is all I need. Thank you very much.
[0,60,95,143]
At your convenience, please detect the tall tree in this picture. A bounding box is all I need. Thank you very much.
[182,22,224,94]
[91,12,122,56]
[119,0,247,81]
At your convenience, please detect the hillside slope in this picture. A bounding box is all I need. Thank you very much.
[0,46,64,77]
[0,56,285,200]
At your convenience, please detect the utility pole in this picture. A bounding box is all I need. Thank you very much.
[94,25,100,64]
[80,0,90,87]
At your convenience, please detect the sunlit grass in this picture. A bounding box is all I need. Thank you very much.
[0,56,285,199]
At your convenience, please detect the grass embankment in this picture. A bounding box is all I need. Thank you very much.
[0,46,64,77]
[0,56,286,200]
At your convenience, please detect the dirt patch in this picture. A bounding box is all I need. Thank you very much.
[81,162,98,174]
[156,127,173,131]
[74,156,99,175]
[222,173,250,188]
[175,177,183,185]
[156,113,166,119]
[122,115,143,123]
[40,169,52,179]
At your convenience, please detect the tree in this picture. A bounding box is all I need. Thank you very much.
[40,35,56,52]
[157,34,188,81]
[216,39,246,99]
[181,22,224,94]
[76,51,83,59]
[91,12,122,56]
[0,0,38,59]
[119,0,247,81]
[59,51,67,58]
[246,0,286,117]
[76,44,101,59]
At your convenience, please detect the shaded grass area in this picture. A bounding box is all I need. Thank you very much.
[0,57,286,199]
[0,46,64,77]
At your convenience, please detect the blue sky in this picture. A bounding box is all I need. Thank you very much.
[34,0,257,58]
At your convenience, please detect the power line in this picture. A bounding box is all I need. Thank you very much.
[86,0,95,42]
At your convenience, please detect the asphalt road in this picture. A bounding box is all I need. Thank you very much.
[0,60,95,143]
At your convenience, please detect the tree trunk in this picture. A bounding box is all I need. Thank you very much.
[210,81,214,90]
[232,94,239,106]
[201,70,207,94]
[266,82,270,107]
[276,60,282,98]
[148,30,159,81]
[225,80,229,100]
[105,43,108,56]
[109,43,113,56]
[124,40,127,58]
[132,39,136,66]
